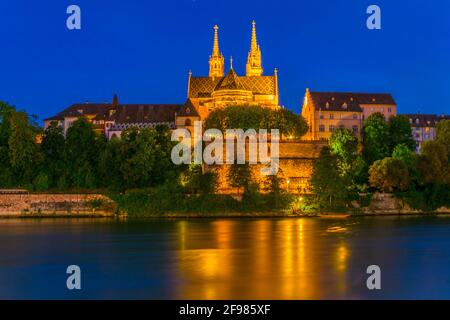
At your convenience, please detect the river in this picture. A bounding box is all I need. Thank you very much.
[0,216,449,299]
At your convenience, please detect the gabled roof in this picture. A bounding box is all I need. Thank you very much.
[178,99,200,117]
[214,69,246,91]
[308,92,396,112]
[44,103,113,121]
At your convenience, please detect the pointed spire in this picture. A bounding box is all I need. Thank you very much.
[251,20,258,51]
[212,25,220,56]
[112,93,119,106]
[246,20,263,77]
[209,24,225,78]
[230,56,233,70]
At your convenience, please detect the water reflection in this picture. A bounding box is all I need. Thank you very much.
[2,217,450,299]
[174,219,352,299]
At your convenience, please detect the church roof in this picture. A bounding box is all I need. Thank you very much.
[308,92,396,112]
[214,69,246,91]
[188,74,276,98]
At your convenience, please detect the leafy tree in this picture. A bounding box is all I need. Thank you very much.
[329,128,358,175]
[368,157,410,193]
[228,163,253,195]
[417,140,450,185]
[205,104,308,138]
[388,115,415,152]
[98,136,124,191]
[0,102,15,187]
[65,117,101,188]
[180,164,217,195]
[41,121,66,188]
[436,120,450,156]
[8,110,43,186]
[119,125,177,189]
[362,112,390,165]
[310,146,351,209]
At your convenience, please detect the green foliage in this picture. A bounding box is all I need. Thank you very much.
[388,115,415,152]
[33,172,50,191]
[205,104,308,138]
[65,117,102,188]
[368,157,410,193]
[227,163,253,194]
[41,121,66,188]
[329,128,358,176]
[8,110,42,185]
[180,164,218,195]
[362,112,390,165]
[310,146,352,209]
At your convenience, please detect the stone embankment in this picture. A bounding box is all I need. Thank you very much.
[0,194,116,217]
[354,193,450,215]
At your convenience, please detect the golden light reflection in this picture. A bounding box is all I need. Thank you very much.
[173,219,352,299]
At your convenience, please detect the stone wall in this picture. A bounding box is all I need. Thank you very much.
[0,194,115,216]
[206,141,326,194]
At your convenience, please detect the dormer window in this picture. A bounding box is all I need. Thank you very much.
[342,103,348,109]
[325,102,330,108]
[416,119,420,124]
[78,109,83,114]
[372,98,376,102]
[186,108,191,114]
[331,97,335,101]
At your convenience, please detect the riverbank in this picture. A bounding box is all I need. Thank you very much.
[0,193,116,217]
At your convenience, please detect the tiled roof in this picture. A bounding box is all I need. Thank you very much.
[44,103,113,121]
[215,69,246,91]
[109,122,176,131]
[403,114,450,128]
[45,103,184,125]
[308,92,396,112]
[189,74,276,98]
[113,104,182,124]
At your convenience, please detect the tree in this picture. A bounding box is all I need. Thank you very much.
[436,120,450,156]
[205,104,308,139]
[120,125,177,189]
[388,115,415,152]
[329,128,358,176]
[98,136,124,191]
[8,110,43,186]
[368,157,410,193]
[41,121,66,188]
[417,140,450,185]
[228,163,253,195]
[363,113,390,165]
[310,146,351,209]
[65,117,101,188]
[0,102,15,187]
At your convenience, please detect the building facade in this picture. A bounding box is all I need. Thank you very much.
[403,114,450,152]
[301,90,397,141]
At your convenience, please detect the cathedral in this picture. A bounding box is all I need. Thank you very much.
[44,21,280,138]
[43,21,324,194]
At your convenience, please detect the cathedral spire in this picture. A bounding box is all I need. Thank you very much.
[246,20,263,77]
[209,25,225,78]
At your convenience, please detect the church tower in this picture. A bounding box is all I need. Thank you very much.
[246,20,263,77]
[209,25,224,78]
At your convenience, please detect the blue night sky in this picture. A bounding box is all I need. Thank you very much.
[0,0,449,122]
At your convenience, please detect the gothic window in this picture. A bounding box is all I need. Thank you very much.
[185,119,192,126]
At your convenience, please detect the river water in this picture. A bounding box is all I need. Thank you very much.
[0,216,449,299]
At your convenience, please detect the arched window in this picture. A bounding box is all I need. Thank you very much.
[185,119,192,126]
